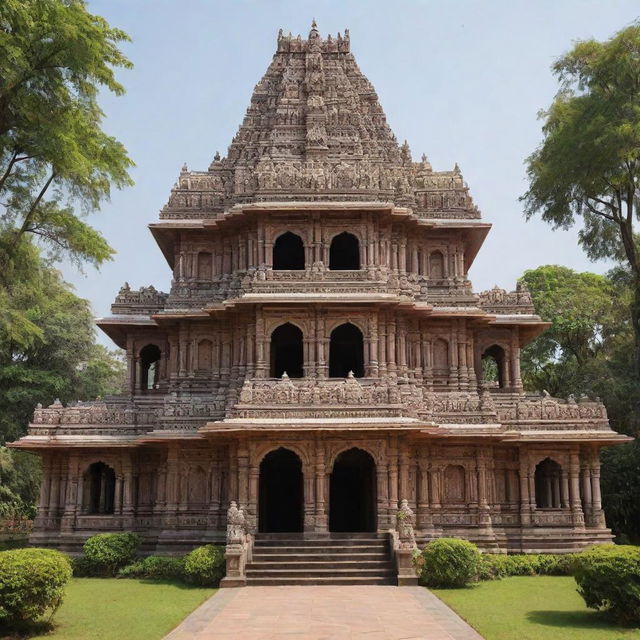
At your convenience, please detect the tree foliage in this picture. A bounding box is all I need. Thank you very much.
[0,0,133,270]
[522,22,640,371]
[521,264,640,541]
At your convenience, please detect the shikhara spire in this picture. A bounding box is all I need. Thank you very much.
[161,26,479,219]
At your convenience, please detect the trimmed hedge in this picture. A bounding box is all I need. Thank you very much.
[82,532,141,576]
[417,538,481,587]
[117,555,186,581]
[183,545,225,586]
[573,544,640,625]
[478,553,575,580]
[0,548,72,626]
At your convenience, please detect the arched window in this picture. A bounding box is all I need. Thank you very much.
[273,232,305,270]
[329,323,364,378]
[481,344,506,388]
[444,465,466,504]
[83,462,116,514]
[433,338,449,373]
[535,458,563,508]
[329,232,360,270]
[139,344,161,391]
[270,323,303,378]
[197,339,213,370]
[429,251,444,280]
[197,252,212,279]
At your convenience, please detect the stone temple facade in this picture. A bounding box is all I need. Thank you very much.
[12,24,629,565]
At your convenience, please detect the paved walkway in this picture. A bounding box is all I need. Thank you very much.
[164,585,484,640]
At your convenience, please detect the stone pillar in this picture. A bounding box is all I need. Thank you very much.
[569,451,585,528]
[518,449,531,526]
[248,463,259,533]
[476,448,492,528]
[303,463,315,532]
[61,454,79,532]
[37,455,52,525]
[589,448,605,527]
[417,458,432,529]
[387,319,396,373]
[315,441,327,531]
[376,462,389,529]
[561,469,570,509]
[398,440,410,505]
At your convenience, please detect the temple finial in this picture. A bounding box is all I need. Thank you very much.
[311,18,317,29]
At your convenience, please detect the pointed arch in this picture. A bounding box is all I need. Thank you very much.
[329,322,364,378]
[273,232,305,270]
[329,232,360,270]
[270,323,304,378]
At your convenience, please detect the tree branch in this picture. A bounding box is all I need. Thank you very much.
[0,150,19,193]
[11,172,56,249]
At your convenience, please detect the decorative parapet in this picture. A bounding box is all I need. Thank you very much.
[29,398,161,437]
[477,282,535,314]
[231,373,427,419]
[495,393,609,428]
[111,283,168,315]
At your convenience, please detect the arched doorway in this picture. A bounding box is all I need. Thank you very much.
[329,448,376,532]
[329,232,360,270]
[273,232,305,270]
[259,448,304,532]
[329,323,364,378]
[139,344,161,391]
[270,323,304,378]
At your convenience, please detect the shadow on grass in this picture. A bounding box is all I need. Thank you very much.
[0,619,53,640]
[527,609,619,631]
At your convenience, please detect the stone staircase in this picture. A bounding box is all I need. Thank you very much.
[245,533,396,586]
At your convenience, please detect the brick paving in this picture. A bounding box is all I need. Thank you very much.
[164,585,484,640]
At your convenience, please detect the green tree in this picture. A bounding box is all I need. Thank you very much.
[0,0,133,274]
[522,23,640,372]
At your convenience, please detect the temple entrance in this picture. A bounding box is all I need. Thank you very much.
[329,448,376,532]
[259,448,303,532]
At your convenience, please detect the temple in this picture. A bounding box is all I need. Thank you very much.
[11,23,629,584]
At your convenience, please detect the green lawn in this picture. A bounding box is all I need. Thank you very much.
[16,578,214,640]
[433,576,640,640]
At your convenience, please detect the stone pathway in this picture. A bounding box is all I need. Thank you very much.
[164,585,484,640]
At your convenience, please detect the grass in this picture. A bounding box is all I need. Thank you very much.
[2,578,215,640]
[433,576,640,640]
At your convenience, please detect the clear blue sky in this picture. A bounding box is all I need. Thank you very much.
[72,0,639,347]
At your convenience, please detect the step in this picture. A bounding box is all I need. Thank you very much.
[253,544,386,555]
[254,532,386,540]
[251,552,388,562]
[246,568,396,578]
[246,576,397,586]
[249,560,392,570]
[254,538,387,548]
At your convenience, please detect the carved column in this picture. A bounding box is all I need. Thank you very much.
[569,451,585,528]
[376,461,389,529]
[387,318,396,373]
[589,447,605,527]
[165,446,179,524]
[255,310,267,378]
[581,458,592,524]
[398,439,410,505]
[476,447,492,528]
[37,454,52,526]
[417,456,432,529]
[248,462,259,533]
[314,441,327,531]
[61,453,79,531]
[518,448,532,526]
[388,437,399,516]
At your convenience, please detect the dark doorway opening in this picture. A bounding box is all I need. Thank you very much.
[270,323,304,378]
[329,323,364,378]
[329,232,360,270]
[84,462,116,514]
[273,232,305,270]
[329,448,376,532]
[259,448,304,532]
[140,344,161,391]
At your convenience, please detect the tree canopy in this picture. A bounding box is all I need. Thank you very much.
[522,22,640,371]
[0,0,133,271]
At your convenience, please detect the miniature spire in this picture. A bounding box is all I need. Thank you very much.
[454,162,461,174]
[181,162,188,173]
[400,140,411,164]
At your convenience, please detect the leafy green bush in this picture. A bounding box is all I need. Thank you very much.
[183,545,225,586]
[118,555,185,581]
[0,548,72,627]
[417,538,481,587]
[71,554,99,577]
[478,553,576,580]
[82,532,141,576]
[573,544,640,625]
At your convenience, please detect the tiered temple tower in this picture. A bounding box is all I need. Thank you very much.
[12,24,628,563]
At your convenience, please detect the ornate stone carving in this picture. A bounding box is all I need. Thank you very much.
[226,501,246,545]
[477,282,535,314]
[396,499,416,549]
